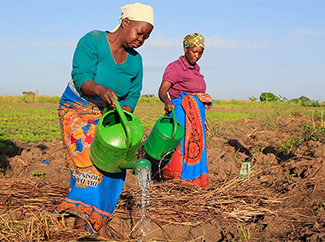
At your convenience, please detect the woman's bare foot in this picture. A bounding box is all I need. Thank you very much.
[74,217,111,240]
[97,226,111,240]
[74,216,87,231]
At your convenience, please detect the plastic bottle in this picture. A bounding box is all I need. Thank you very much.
[239,161,251,180]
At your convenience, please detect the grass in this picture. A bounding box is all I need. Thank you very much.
[0,95,324,145]
[0,103,61,144]
[0,95,60,104]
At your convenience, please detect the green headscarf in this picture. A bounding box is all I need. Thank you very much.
[183,33,205,48]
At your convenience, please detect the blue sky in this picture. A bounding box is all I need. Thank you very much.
[1,0,324,102]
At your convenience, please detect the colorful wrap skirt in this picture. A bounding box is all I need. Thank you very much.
[55,81,126,234]
[162,92,213,188]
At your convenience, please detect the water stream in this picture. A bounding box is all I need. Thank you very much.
[135,165,152,240]
[134,150,175,240]
[158,149,176,179]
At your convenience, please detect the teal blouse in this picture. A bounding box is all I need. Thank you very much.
[71,30,143,110]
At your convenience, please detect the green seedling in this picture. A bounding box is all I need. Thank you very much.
[32,171,46,178]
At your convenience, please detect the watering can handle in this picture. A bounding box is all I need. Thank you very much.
[171,107,177,139]
[113,97,133,148]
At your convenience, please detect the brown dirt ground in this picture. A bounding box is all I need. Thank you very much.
[1,109,325,242]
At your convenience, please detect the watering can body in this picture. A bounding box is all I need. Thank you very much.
[144,107,184,161]
[90,98,144,173]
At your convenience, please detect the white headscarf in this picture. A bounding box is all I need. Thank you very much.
[111,2,154,32]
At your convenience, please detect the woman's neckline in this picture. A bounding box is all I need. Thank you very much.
[106,31,128,65]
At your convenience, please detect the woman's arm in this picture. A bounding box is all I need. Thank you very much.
[80,80,118,107]
[80,81,133,112]
[71,32,118,106]
[158,81,175,114]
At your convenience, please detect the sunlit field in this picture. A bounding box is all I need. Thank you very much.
[0,95,324,144]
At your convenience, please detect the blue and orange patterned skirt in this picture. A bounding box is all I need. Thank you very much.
[55,81,125,234]
[162,92,213,188]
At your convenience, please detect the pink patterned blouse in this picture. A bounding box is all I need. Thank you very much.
[162,56,206,99]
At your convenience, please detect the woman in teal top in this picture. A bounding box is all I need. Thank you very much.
[71,30,143,110]
[55,3,154,240]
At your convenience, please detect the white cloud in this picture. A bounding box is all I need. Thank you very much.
[0,39,77,48]
[142,34,276,51]
[142,34,182,49]
[206,36,276,50]
[144,61,169,70]
[294,29,325,35]
[1,34,276,52]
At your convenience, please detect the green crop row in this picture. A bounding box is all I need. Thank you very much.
[0,95,60,103]
[0,97,324,145]
[0,104,61,144]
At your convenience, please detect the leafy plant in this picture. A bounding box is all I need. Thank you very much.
[32,171,46,178]
[301,123,325,143]
[298,96,311,103]
[260,92,279,102]
[233,227,251,241]
[248,95,257,101]
[278,136,302,154]
[278,94,288,102]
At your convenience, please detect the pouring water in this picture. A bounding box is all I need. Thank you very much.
[134,163,152,240]
[157,149,176,179]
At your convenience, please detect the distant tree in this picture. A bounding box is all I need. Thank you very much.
[298,96,311,102]
[22,91,35,95]
[259,92,279,102]
[297,96,320,107]
[290,96,319,107]
[141,94,155,97]
[290,98,299,103]
[307,101,320,107]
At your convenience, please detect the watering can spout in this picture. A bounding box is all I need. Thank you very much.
[119,159,151,173]
[133,159,152,173]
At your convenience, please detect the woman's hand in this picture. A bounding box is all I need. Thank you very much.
[158,81,174,114]
[96,85,118,107]
[205,119,209,132]
[80,81,118,106]
[164,99,175,114]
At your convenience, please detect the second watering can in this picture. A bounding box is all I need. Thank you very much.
[90,97,143,173]
[144,107,184,161]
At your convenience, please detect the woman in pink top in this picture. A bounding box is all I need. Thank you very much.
[158,33,213,188]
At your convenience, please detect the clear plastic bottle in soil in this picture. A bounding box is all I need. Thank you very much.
[239,161,251,180]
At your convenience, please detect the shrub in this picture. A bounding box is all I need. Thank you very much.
[298,96,311,102]
[22,91,35,95]
[260,92,279,102]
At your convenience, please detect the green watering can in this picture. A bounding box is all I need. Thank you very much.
[90,97,151,173]
[144,107,184,161]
